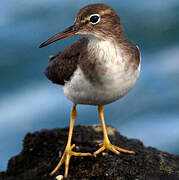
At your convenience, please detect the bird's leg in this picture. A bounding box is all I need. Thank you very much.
[50,105,91,177]
[93,105,135,156]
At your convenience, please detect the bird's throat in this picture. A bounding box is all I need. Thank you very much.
[87,36,122,64]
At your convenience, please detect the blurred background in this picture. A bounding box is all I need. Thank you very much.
[0,0,179,171]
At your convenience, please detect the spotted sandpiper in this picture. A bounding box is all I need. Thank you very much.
[40,3,141,178]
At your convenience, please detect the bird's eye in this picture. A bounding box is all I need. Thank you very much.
[89,14,100,24]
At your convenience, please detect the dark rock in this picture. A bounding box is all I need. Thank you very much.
[1,125,179,180]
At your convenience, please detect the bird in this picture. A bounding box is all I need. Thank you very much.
[39,3,141,178]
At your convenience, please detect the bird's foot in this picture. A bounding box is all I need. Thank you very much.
[93,140,135,156]
[50,144,91,177]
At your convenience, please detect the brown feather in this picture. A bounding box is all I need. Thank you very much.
[45,38,88,85]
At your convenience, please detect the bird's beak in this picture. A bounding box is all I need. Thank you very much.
[39,25,77,48]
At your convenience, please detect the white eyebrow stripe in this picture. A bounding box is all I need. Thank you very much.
[99,9,112,15]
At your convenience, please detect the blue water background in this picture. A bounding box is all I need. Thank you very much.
[0,0,179,171]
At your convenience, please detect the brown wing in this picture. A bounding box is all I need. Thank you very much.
[45,38,88,85]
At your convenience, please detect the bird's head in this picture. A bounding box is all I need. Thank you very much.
[40,3,123,48]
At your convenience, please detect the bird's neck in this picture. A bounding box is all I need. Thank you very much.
[86,24,128,44]
[87,35,122,63]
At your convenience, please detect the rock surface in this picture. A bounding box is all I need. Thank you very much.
[1,125,179,180]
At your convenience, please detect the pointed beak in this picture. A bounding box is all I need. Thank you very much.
[39,25,77,48]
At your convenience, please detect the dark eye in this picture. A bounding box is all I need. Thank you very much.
[90,14,100,24]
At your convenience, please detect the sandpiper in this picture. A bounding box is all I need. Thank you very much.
[40,3,141,178]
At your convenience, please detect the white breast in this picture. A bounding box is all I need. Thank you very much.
[62,38,140,105]
[88,36,123,64]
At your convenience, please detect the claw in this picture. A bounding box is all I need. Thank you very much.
[94,105,135,157]
[50,144,91,177]
[94,141,134,156]
[71,144,76,149]
[99,143,103,147]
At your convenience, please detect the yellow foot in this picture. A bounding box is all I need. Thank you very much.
[93,141,135,156]
[50,144,91,177]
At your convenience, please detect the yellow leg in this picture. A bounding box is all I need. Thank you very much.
[93,105,135,156]
[50,106,91,177]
